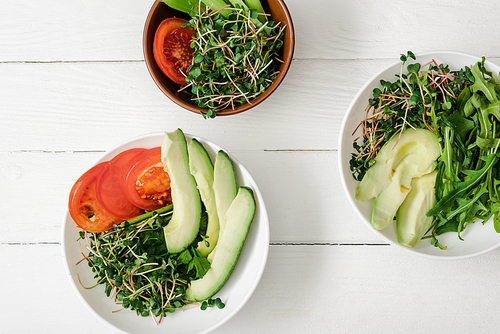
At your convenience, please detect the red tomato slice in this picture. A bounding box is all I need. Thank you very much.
[68,162,122,233]
[153,17,195,85]
[121,147,172,211]
[96,148,146,219]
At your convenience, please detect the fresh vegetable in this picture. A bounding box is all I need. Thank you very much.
[207,150,238,261]
[69,162,122,233]
[350,51,472,181]
[161,0,197,15]
[153,17,196,85]
[356,128,440,230]
[96,148,145,219]
[161,129,202,254]
[188,138,220,257]
[121,147,173,211]
[355,128,440,201]
[186,3,285,118]
[78,204,224,323]
[371,162,418,230]
[185,186,255,302]
[245,0,267,22]
[396,171,437,248]
[73,130,256,320]
[352,52,500,248]
[156,0,285,118]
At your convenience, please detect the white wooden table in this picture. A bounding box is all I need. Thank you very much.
[2,0,500,333]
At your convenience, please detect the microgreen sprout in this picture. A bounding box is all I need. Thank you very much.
[76,204,223,324]
[351,52,500,248]
[350,52,474,181]
[201,297,226,310]
[184,3,285,118]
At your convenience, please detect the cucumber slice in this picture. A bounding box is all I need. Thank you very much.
[207,150,238,263]
[185,186,255,302]
[161,129,202,254]
[188,138,220,257]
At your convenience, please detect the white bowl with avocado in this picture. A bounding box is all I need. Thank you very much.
[338,51,500,259]
[62,131,269,334]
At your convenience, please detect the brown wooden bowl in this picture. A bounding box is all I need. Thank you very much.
[143,0,295,116]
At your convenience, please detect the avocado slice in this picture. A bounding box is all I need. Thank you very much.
[396,170,437,247]
[185,186,255,302]
[355,128,440,201]
[207,150,238,263]
[161,129,202,254]
[188,138,220,257]
[371,162,418,230]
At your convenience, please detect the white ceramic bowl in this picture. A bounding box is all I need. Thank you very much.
[61,132,269,333]
[339,51,500,259]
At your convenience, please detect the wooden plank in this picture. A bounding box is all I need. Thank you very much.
[0,59,360,151]
[288,0,500,60]
[3,243,500,333]
[0,0,151,62]
[223,245,500,333]
[0,150,379,243]
[1,0,500,61]
[5,57,499,152]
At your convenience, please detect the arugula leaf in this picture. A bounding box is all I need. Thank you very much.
[427,153,498,216]
[464,92,482,117]
[447,110,475,142]
[435,219,459,236]
[471,62,498,103]
[494,213,500,233]
[476,136,500,150]
[484,101,500,121]
[456,87,471,114]
[442,183,488,225]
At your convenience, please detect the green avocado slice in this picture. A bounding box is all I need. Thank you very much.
[161,129,202,254]
[396,171,437,248]
[188,138,220,257]
[185,186,255,302]
[355,128,440,201]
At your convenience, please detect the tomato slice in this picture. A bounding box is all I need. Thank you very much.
[121,147,172,211]
[68,162,122,233]
[153,17,195,85]
[96,148,146,219]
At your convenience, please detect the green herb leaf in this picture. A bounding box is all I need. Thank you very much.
[427,153,498,216]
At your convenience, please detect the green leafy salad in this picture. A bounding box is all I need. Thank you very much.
[164,0,286,118]
[350,51,500,249]
[78,205,223,323]
[75,129,257,324]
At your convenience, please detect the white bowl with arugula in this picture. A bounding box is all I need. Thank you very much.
[61,131,269,333]
[339,51,500,259]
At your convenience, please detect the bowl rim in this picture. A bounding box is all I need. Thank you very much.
[338,50,500,260]
[61,131,270,333]
[142,0,295,117]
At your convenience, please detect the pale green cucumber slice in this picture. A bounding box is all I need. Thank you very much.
[185,186,255,302]
[207,150,238,263]
[188,138,220,257]
[356,128,440,201]
[161,129,202,254]
[396,171,437,248]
